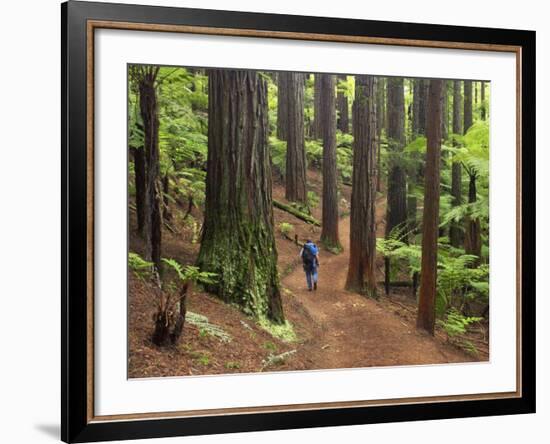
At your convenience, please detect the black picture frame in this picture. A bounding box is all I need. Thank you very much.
[61,1,536,442]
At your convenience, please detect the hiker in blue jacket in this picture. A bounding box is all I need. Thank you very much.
[300,239,320,291]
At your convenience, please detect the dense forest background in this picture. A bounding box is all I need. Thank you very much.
[127,66,490,377]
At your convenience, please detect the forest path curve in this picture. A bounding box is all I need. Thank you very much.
[281,198,473,369]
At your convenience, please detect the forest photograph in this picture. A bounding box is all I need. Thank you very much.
[127,65,490,378]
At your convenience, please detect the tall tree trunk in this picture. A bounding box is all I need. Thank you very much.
[346,75,377,296]
[414,79,428,136]
[412,79,422,139]
[336,75,349,133]
[408,79,423,242]
[441,80,449,140]
[130,146,146,235]
[312,74,323,139]
[320,74,341,251]
[464,80,473,133]
[376,77,385,192]
[198,69,284,323]
[417,79,443,335]
[480,81,486,120]
[386,78,407,233]
[385,78,407,293]
[284,72,308,204]
[449,80,463,248]
[277,73,289,141]
[138,67,162,272]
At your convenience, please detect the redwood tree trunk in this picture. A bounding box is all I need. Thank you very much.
[312,74,323,139]
[385,78,407,293]
[464,80,473,133]
[138,67,162,272]
[412,79,420,137]
[386,78,407,235]
[413,79,428,136]
[198,69,284,323]
[277,73,289,141]
[441,81,449,140]
[336,75,349,133]
[319,74,341,251]
[131,146,146,235]
[417,79,443,335]
[449,80,463,248]
[376,77,385,192]
[346,75,377,297]
[284,72,308,204]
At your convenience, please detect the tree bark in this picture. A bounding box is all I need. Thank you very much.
[449,80,463,248]
[386,78,407,236]
[417,79,443,335]
[138,67,162,272]
[412,79,419,137]
[312,74,323,139]
[336,75,349,133]
[284,72,308,204]
[198,69,284,323]
[277,73,289,141]
[346,75,377,297]
[385,78,407,293]
[376,77,385,192]
[413,79,428,136]
[464,80,473,133]
[319,74,341,251]
[441,81,449,140]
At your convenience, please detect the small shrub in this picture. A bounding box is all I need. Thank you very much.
[437,308,482,339]
[225,361,241,370]
[128,252,153,280]
[258,318,297,343]
[263,341,278,352]
[307,191,320,208]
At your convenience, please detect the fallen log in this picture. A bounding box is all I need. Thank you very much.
[377,281,414,287]
[273,200,320,226]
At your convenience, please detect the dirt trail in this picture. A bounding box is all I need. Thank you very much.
[282,200,473,369]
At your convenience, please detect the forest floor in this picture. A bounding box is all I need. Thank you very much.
[128,169,488,378]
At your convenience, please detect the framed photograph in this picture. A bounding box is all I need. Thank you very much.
[62,1,535,442]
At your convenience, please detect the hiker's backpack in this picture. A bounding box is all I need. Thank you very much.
[302,244,316,266]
